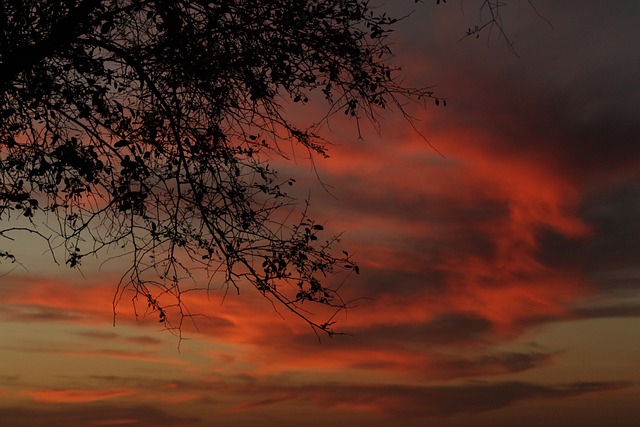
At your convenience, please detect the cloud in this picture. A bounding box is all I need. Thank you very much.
[73,330,164,346]
[424,351,557,380]
[226,395,298,412]
[352,311,495,346]
[340,349,558,381]
[299,380,632,419]
[0,275,123,324]
[61,372,631,421]
[570,303,640,320]
[92,419,139,426]
[29,388,133,404]
[0,404,200,427]
[64,349,185,364]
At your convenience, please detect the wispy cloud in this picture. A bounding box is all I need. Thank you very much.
[29,388,133,403]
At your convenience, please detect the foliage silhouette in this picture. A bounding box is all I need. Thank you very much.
[0,0,521,335]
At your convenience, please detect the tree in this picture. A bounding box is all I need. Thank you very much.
[0,0,519,335]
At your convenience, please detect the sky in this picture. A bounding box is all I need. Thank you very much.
[1,1,640,426]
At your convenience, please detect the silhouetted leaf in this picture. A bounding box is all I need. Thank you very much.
[114,139,130,148]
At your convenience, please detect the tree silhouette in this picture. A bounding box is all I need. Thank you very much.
[0,0,520,335]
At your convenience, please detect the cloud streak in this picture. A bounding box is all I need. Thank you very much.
[29,388,133,404]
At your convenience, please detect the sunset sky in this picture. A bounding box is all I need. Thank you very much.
[1,1,640,426]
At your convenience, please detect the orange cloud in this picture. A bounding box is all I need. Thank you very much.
[29,388,132,403]
[0,275,126,322]
[46,348,186,365]
[295,111,595,336]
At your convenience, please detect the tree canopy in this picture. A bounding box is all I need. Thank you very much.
[0,0,518,335]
